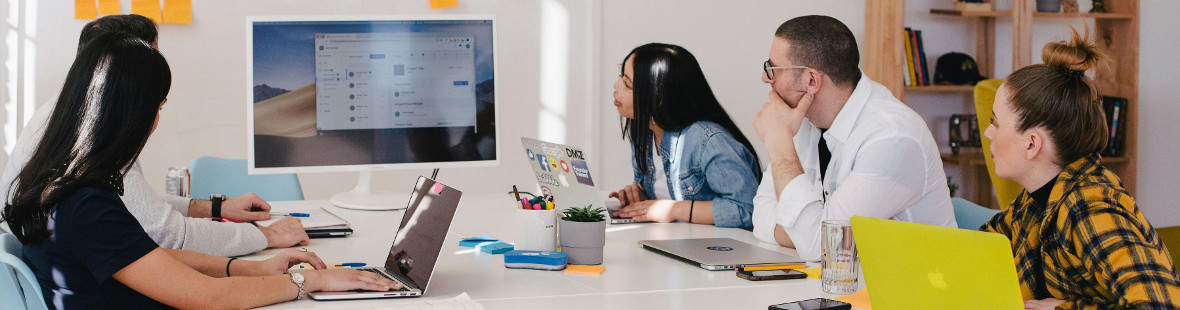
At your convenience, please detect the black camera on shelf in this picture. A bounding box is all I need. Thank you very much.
[949,114,982,155]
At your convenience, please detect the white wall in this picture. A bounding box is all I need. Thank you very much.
[3,1,1178,225]
[1136,0,1180,227]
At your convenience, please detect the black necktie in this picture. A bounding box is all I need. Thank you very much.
[818,129,831,182]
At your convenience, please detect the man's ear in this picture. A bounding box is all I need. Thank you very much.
[807,69,822,93]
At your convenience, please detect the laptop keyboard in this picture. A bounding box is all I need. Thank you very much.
[357,268,411,291]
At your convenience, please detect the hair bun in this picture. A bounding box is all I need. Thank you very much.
[1041,26,1102,73]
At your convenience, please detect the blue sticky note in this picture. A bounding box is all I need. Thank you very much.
[478,241,514,254]
[460,236,499,248]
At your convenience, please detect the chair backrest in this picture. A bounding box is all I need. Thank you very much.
[974,79,1024,209]
[952,197,1001,230]
[1,233,49,310]
[188,156,304,201]
[1155,225,1180,269]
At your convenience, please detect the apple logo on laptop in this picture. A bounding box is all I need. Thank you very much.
[928,268,948,289]
[706,246,733,251]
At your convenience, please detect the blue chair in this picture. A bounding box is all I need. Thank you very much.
[188,156,304,201]
[1,233,48,310]
[952,197,1001,230]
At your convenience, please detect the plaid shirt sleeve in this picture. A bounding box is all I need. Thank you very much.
[1054,190,1180,310]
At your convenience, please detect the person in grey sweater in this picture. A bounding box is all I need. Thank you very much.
[0,15,307,257]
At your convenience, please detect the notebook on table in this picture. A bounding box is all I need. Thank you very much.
[254,207,353,238]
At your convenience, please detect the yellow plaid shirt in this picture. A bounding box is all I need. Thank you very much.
[983,154,1180,309]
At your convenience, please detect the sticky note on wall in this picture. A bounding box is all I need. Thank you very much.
[430,0,459,10]
[76,0,97,19]
[131,0,162,23]
[162,0,192,24]
[97,0,120,15]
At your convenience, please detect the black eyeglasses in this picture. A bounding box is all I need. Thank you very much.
[763,60,811,80]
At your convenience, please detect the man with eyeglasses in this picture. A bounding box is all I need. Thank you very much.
[750,15,956,261]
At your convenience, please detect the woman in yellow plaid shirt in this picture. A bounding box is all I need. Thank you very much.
[982,27,1180,310]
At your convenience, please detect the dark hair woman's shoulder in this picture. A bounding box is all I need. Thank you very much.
[684,120,727,137]
[54,186,127,220]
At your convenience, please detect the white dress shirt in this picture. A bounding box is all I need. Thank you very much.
[751,75,957,261]
[0,103,267,256]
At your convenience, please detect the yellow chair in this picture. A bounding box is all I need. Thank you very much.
[1157,226,1180,268]
[974,79,1024,209]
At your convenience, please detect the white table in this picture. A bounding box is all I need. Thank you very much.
[250,194,863,309]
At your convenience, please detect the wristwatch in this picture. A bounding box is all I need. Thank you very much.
[289,271,306,300]
[210,194,227,219]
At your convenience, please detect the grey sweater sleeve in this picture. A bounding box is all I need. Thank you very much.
[122,163,268,256]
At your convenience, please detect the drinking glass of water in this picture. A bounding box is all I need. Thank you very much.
[821,220,859,294]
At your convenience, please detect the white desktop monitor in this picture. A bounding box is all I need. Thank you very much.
[246,15,499,210]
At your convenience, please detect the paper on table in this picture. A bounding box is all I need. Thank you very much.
[255,207,349,229]
[833,288,871,309]
[368,293,484,310]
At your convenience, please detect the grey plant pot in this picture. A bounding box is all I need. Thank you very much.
[559,219,606,265]
[1036,0,1061,12]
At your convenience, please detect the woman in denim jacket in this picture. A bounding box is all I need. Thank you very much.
[609,43,762,229]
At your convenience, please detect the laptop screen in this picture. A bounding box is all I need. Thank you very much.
[384,177,462,290]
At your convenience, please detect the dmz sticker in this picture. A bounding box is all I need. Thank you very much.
[571,159,594,186]
[706,246,734,252]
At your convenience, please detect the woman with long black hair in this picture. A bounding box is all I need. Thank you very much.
[609,43,762,229]
[2,32,398,309]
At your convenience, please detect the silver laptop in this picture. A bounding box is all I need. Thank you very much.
[638,238,805,271]
[520,137,639,224]
[309,177,462,300]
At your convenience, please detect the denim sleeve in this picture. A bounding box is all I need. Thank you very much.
[697,134,759,229]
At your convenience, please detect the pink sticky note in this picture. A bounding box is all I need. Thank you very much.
[432,183,444,194]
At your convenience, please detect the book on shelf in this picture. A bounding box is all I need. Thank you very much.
[914,29,930,86]
[1102,96,1128,157]
[902,27,932,87]
[904,27,916,86]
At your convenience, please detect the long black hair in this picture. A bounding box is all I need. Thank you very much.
[2,32,171,243]
[80,14,158,49]
[621,43,760,174]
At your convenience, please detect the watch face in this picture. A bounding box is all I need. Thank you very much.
[292,272,305,283]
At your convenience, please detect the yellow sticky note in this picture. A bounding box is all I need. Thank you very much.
[97,0,120,15]
[798,266,821,279]
[162,0,192,24]
[564,265,605,275]
[131,0,162,23]
[430,0,458,10]
[76,0,98,19]
[833,289,872,309]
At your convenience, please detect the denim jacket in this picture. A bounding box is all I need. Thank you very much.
[632,121,762,229]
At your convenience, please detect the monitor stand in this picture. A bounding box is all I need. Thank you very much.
[330,170,406,211]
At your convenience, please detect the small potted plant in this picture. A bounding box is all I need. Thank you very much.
[559,205,607,265]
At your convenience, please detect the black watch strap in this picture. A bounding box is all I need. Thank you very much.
[210,194,226,218]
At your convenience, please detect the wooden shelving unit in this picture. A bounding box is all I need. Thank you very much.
[905,85,976,92]
[866,0,1140,207]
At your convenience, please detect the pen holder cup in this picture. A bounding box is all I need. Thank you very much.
[515,208,557,252]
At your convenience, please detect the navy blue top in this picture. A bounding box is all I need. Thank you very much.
[21,186,170,309]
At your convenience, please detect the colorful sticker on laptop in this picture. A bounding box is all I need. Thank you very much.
[571,159,594,186]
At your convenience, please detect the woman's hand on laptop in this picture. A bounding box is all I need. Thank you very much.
[303,269,403,292]
[608,183,647,206]
[617,200,678,222]
[238,248,327,276]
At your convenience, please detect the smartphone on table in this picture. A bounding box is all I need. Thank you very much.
[735,268,807,281]
[768,298,851,310]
